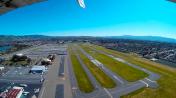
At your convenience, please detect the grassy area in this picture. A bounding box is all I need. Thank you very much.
[68,47,94,93]
[90,44,176,98]
[74,45,116,88]
[80,44,148,82]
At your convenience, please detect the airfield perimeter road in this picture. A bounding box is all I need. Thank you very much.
[39,54,72,98]
[74,44,160,98]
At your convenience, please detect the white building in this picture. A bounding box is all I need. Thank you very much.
[29,66,46,74]
[0,67,4,71]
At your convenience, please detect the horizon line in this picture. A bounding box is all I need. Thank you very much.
[0,34,175,39]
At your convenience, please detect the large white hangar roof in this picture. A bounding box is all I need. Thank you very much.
[0,0,43,15]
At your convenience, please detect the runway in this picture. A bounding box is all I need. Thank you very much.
[67,44,160,98]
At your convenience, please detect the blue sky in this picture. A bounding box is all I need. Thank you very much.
[0,0,176,38]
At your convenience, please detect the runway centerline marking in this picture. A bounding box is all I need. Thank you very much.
[104,88,113,98]
[113,75,124,84]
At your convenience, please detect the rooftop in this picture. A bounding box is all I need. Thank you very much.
[6,87,23,98]
[31,65,46,71]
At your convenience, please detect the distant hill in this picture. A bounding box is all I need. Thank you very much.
[106,35,176,43]
[0,35,52,42]
[0,35,175,44]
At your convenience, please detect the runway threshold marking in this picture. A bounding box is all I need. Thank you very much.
[146,78,156,83]
[104,88,113,98]
[140,80,149,87]
[113,75,124,84]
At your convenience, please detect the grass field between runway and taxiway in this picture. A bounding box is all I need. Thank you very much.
[74,45,116,88]
[68,46,94,93]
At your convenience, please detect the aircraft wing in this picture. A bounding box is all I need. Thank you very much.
[0,0,43,15]
[77,0,86,8]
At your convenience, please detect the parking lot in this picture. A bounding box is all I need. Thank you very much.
[0,67,43,84]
